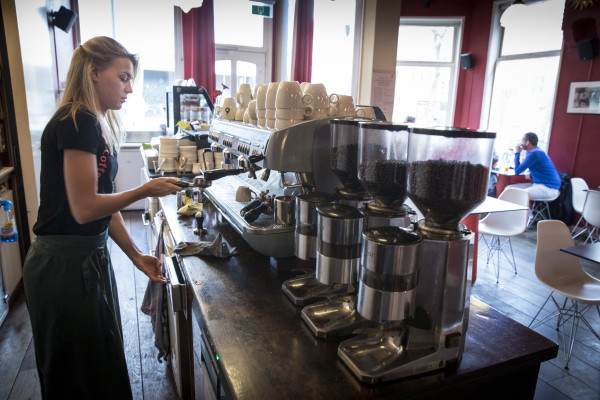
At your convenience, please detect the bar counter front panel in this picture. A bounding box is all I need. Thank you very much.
[159,195,558,399]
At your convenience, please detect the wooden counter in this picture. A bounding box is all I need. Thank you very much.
[160,194,558,399]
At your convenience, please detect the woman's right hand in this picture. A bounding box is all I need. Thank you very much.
[142,177,182,198]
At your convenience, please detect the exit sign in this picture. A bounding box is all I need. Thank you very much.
[251,4,272,18]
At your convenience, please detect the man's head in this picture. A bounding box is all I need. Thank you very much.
[521,132,538,151]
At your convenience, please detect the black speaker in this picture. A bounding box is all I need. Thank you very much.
[52,6,77,33]
[460,53,474,70]
[577,38,597,61]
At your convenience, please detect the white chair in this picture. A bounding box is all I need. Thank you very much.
[528,192,560,229]
[479,188,530,283]
[581,189,600,244]
[528,220,600,369]
[570,177,589,238]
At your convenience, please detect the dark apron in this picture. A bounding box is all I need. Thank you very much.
[22,231,133,399]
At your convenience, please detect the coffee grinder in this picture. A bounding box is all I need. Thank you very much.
[282,118,370,308]
[338,127,495,383]
[299,121,416,338]
[357,121,413,229]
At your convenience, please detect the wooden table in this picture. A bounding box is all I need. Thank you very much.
[494,169,529,197]
[461,196,529,283]
[560,242,600,264]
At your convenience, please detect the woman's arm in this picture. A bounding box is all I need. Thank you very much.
[108,211,168,284]
[64,149,181,224]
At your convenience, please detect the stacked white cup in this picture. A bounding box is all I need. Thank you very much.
[247,100,258,125]
[159,136,179,172]
[221,97,237,121]
[179,145,198,172]
[329,94,356,117]
[275,81,305,130]
[302,83,331,120]
[265,82,280,129]
[255,84,268,127]
[236,83,252,121]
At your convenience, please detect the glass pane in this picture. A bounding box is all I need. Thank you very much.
[392,65,452,126]
[215,60,232,101]
[78,0,175,134]
[214,0,264,47]
[311,0,356,95]
[487,56,561,154]
[501,0,565,55]
[397,25,455,62]
[237,61,257,88]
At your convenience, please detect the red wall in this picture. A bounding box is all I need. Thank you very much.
[549,5,600,189]
[401,0,600,189]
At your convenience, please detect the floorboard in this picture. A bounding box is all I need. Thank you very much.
[0,212,598,400]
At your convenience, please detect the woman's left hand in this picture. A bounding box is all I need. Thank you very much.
[135,254,169,284]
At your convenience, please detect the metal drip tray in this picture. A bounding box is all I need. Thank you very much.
[338,328,439,384]
[281,273,348,306]
[301,295,377,339]
[204,175,295,257]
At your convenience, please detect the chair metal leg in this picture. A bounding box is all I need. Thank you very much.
[571,215,588,239]
[529,292,556,329]
[584,226,598,244]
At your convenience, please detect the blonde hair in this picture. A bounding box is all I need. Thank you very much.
[55,36,139,154]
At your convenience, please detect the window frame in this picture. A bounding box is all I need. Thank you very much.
[479,1,562,151]
[394,17,463,126]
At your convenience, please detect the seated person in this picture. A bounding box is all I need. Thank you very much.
[488,151,499,197]
[506,132,560,201]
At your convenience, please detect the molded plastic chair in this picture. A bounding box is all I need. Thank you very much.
[528,220,600,369]
[479,188,530,283]
[570,177,589,238]
[528,192,560,229]
[581,189,600,244]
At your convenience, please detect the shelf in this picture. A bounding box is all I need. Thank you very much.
[0,166,15,182]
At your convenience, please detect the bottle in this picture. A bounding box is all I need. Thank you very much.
[0,200,17,243]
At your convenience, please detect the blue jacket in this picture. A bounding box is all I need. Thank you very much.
[514,147,561,190]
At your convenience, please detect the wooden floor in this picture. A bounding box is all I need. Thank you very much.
[0,211,599,400]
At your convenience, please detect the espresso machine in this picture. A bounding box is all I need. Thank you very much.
[204,118,342,257]
[338,127,496,383]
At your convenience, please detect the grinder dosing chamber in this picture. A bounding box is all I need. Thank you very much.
[339,127,496,383]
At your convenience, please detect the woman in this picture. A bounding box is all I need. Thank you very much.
[22,36,181,398]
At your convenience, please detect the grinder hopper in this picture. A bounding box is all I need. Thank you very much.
[407,127,496,233]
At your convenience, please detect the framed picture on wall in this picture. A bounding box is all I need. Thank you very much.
[566,81,600,114]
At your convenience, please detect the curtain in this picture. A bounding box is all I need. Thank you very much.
[292,0,314,83]
[181,0,217,102]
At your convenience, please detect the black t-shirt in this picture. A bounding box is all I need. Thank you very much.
[33,107,119,236]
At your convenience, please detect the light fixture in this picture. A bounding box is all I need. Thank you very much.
[500,0,526,28]
[50,6,77,33]
[173,0,204,13]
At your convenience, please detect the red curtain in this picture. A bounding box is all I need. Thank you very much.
[292,0,314,83]
[181,0,217,101]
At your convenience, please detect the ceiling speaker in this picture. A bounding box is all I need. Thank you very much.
[52,6,77,33]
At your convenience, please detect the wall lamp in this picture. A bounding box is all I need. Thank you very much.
[50,6,77,33]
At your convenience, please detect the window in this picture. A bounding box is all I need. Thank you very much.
[482,0,564,155]
[393,18,462,125]
[214,0,271,102]
[311,0,361,98]
[78,0,176,139]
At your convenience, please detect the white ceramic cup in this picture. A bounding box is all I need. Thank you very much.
[257,118,267,128]
[275,81,303,109]
[266,118,276,129]
[236,83,252,108]
[192,162,202,175]
[276,108,304,120]
[255,84,268,113]
[304,105,329,120]
[302,83,329,109]
[243,108,250,123]
[235,107,246,121]
[300,82,309,92]
[266,82,280,111]
[356,106,376,119]
[221,97,237,120]
[335,95,356,117]
[248,100,257,120]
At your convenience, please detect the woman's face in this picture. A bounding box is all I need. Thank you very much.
[92,57,134,114]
